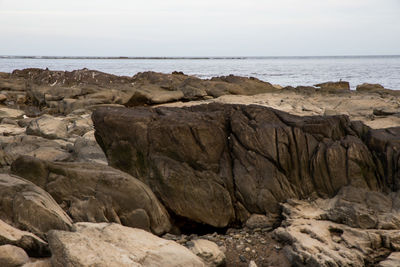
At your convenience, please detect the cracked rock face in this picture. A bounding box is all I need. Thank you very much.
[92,103,400,228]
[11,156,171,236]
[0,173,73,239]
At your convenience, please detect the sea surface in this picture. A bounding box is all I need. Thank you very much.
[1,56,399,89]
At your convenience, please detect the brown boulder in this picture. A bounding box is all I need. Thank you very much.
[92,103,400,228]
[315,81,350,92]
[0,173,72,238]
[11,156,171,235]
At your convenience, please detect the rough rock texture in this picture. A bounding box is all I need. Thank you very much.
[93,103,400,228]
[11,156,171,235]
[188,239,226,267]
[47,222,205,267]
[0,68,280,115]
[314,81,350,92]
[378,253,400,267]
[273,186,400,266]
[26,115,68,140]
[0,173,72,238]
[0,107,25,120]
[0,219,48,257]
[0,244,29,267]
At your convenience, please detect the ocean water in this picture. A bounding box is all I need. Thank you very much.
[0,56,399,89]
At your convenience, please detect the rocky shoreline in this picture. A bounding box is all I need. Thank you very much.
[1,68,400,266]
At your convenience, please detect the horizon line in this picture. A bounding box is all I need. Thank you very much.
[1,55,400,60]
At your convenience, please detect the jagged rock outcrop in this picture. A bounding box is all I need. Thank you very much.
[273,186,400,266]
[11,156,171,235]
[47,222,205,267]
[0,173,73,238]
[92,103,400,229]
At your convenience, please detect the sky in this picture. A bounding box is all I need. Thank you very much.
[0,0,399,57]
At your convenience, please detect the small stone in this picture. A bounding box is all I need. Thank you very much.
[245,247,251,252]
[249,260,258,267]
[274,245,281,250]
[239,255,247,262]
[251,249,256,254]
[186,241,195,247]
[0,94,7,103]
[236,244,244,250]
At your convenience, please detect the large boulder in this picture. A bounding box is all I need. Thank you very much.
[11,156,171,235]
[92,103,400,228]
[47,222,205,267]
[0,173,72,238]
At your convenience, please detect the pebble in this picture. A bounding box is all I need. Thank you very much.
[239,255,247,262]
[245,247,251,252]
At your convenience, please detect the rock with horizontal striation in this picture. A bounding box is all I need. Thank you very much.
[92,103,400,228]
[11,156,171,235]
[47,222,205,267]
[0,173,72,238]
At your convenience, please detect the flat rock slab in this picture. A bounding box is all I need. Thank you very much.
[48,222,205,267]
[0,107,24,120]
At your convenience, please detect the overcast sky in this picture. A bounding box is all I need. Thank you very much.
[0,0,399,57]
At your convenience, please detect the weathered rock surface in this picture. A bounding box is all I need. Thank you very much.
[26,115,68,140]
[0,173,72,238]
[47,222,205,267]
[93,103,400,229]
[0,244,29,267]
[1,135,72,164]
[0,107,25,120]
[0,219,48,257]
[273,187,400,266]
[0,68,281,115]
[188,239,226,267]
[378,253,400,267]
[315,81,350,92]
[11,156,171,235]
